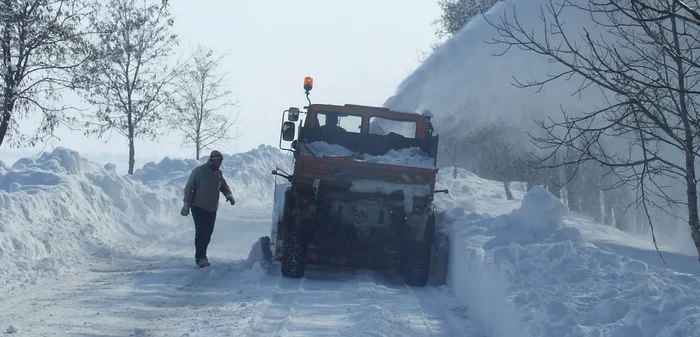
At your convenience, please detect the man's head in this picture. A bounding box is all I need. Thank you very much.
[325,114,338,126]
[208,150,223,169]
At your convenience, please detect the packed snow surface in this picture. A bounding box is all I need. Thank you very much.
[301,141,436,168]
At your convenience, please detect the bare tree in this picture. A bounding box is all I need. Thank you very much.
[487,0,700,260]
[72,0,184,174]
[169,45,238,160]
[434,0,503,42]
[442,137,460,178]
[1,0,90,149]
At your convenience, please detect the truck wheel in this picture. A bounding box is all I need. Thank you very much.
[401,241,431,287]
[281,226,307,278]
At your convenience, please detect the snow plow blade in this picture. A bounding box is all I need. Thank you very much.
[245,236,274,271]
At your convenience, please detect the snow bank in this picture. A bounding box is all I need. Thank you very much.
[0,145,293,294]
[132,144,293,212]
[445,185,700,337]
[301,141,435,168]
[0,148,180,293]
[434,167,527,215]
[510,185,568,233]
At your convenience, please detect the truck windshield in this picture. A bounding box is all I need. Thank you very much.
[317,111,362,133]
[302,110,428,157]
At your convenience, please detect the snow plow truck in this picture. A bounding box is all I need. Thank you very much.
[258,77,449,287]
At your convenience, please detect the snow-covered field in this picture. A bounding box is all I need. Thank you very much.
[1,145,699,336]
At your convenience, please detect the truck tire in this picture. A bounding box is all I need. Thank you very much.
[401,241,431,287]
[281,226,307,278]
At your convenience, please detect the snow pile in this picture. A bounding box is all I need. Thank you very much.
[0,148,180,292]
[510,185,569,233]
[445,184,700,337]
[301,141,435,168]
[434,167,527,215]
[132,144,293,212]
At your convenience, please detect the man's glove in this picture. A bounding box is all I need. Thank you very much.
[180,203,190,216]
[225,194,235,206]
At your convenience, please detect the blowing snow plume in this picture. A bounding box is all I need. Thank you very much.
[384,0,596,136]
[385,0,698,255]
[383,0,601,188]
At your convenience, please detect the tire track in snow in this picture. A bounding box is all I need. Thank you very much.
[237,275,306,337]
[332,271,441,337]
[232,267,477,337]
[407,285,485,337]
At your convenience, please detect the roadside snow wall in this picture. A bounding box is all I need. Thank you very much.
[0,145,292,294]
[0,148,179,292]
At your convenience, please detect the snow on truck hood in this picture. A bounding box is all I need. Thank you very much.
[300,141,436,169]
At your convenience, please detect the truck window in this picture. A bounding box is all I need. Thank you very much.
[368,117,417,138]
[318,112,362,133]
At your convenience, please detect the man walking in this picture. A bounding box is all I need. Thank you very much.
[181,150,235,267]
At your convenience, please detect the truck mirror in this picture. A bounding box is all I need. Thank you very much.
[287,107,300,121]
[282,121,296,141]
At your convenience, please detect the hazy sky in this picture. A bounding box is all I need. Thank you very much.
[0,0,441,169]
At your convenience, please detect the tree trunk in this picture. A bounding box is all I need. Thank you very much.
[566,186,580,212]
[127,109,135,174]
[685,163,700,261]
[503,181,513,200]
[1,24,12,149]
[545,176,561,199]
[670,11,700,261]
[614,204,628,231]
[0,94,11,149]
[603,193,614,226]
[128,135,135,175]
[684,150,700,261]
[580,167,602,221]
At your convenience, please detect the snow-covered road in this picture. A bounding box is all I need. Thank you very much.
[0,209,481,336]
